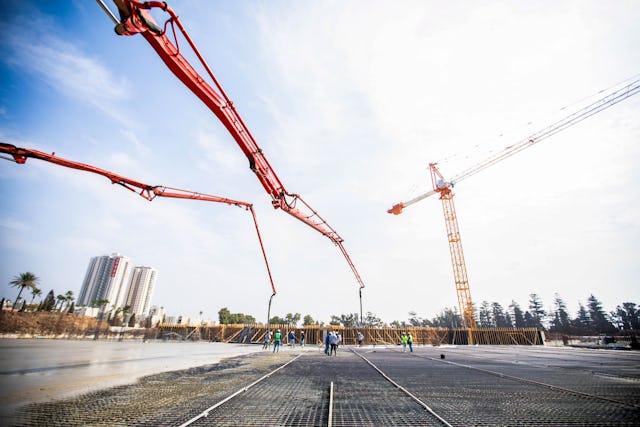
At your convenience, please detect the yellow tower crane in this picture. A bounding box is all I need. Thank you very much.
[388,77,639,344]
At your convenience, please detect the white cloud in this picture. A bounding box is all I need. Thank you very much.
[0,216,29,232]
[8,33,130,121]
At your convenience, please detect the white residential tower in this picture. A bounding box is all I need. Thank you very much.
[78,253,132,309]
[124,266,157,319]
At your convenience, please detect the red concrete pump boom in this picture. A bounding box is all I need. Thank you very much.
[102,0,365,298]
[0,142,277,300]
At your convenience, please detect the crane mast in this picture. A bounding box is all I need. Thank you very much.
[430,164,476,330]
[389,76,640,338]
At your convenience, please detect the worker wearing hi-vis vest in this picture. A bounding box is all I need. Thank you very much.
[273,329,282,353]
[407,333,414,352]
[401,333,408,352]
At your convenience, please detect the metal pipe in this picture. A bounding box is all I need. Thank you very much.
[95,0,119,25]
[327,381,334,427]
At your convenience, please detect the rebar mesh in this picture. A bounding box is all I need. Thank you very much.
[6,346,640,427]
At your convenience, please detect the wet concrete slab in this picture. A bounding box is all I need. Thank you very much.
[2,343,639,426]
[0,339,263,416]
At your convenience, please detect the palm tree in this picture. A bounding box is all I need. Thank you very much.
[29,287,42,306]
[9,272,40,310]
[64,290,74,313]
[56,294,66,312]
[112,305,131,326]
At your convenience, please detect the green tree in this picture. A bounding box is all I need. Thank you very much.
[491,302,509,328]
[64,290,74,312]
[303,315,315,326]
[509,300,526,328]
[218,307,232,324]
[478,301,493,327]
[431,307,463,328]
[611,302,640,330]
[284,313,301,326]
[56,294,66,312]
[9,272,40,310]
[549,293,571,334]
[364,311,383,327]
[218,307,256,324]
[41,290,56,311]
[29,287,42,307]
[237,313,256,324]
[523,311,535,327]
[528,293,546,329]
[269,315,285,324]
[571,303,590,335]
[408,311,435,327]
[504,311,514,328]
[408,311,422,326]
[340,313,357,327]
[111,306,124,326]
[586,294,616,334]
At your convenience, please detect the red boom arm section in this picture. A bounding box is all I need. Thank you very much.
[109,0,365,289]
[0,142,276,296]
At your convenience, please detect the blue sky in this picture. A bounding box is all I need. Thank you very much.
[1,0,638,324]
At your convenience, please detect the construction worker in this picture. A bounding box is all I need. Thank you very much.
[273,329,282,353]
[401,332,408,352]
[263,329,271,350]
[329,331,338,356]
[407,332,413,352]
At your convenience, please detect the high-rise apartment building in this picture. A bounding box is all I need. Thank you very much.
[124,266,157,318]
[78,253,132,309]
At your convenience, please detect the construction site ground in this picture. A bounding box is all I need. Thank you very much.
[5,344,640,426]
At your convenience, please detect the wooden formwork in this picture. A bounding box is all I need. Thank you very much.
[157,324,543,345]
[451,328,543,345]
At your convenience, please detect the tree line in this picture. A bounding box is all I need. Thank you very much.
[3,272,137,327]
[8,272,638,335]
[217,293,639,336]
[3,272,75,314]
[397,293,639,335]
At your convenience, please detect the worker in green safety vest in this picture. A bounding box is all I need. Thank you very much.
[401,332,408,352]
[273,329,282,353]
